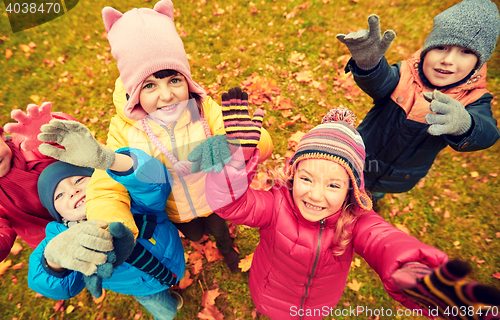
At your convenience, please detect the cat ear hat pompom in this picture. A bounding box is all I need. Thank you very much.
[287,107,372,210]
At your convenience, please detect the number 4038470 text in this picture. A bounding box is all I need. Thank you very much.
[5,2,61,14]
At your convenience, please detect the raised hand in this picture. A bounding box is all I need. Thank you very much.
[44,220,114,276]
[392,260,500,320]
[188,135,232,174]
[222,87,264,162]
[38,119,115,170]
[336,14,396,70]
[424,90,472,136]
[4,102,53,151]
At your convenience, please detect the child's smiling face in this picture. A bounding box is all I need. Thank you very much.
[0,133,13,177]
[292,159,349,222]
[422,45,478,87]
[53,175,90,222]
[139,73,190,125]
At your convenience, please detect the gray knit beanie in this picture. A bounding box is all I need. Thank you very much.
[421,0,500,72]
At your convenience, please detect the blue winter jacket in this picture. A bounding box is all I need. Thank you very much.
[28,148,185,299]
[348,55,499,193]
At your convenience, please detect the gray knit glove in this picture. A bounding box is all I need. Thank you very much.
[44,220,114,276]
[38,119,115,170]
[424,90,472,136]
[336,14,396,70]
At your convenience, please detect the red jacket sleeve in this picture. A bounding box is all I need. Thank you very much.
[0,206,17,261]
[353,210,448,314]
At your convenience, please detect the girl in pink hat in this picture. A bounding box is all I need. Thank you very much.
[85,0,273,274]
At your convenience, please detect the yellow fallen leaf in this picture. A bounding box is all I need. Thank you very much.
[470,171,479,178]
[178,270,194,289]
[5,48,13,60]
[19,44,31,52]
[395,223,410,235]
[238,252,254,272]
[10,242,23,255]
[66,305,75,314]
[30,95,40,103]
[0,259,12,275]
[347,279,362,292]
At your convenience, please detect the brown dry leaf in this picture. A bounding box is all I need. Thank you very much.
[311,81,327,92]
[89,116,99,124]
[202,287,221,307]
[288,51,306,65]
[10,242,23,255]
[53,300,64,312]
[299,2,310,9]
[395,223,410,235]
[347,279,362,292]
[288,131,306,151]
[275,97,293,110]
[188,250,203,264]
[0,259,12,275]
[178,28,188,38]
[191,259,203,275]
[178,270,194,289]
[84,35,90,41]
[239,252,254,272]
[204,241,223,262]
[198,305,224,320]
[295,70,313,83]
[12,262,24,270]
[286,8,297,20]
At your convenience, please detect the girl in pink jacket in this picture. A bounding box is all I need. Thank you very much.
[204,93,500,320]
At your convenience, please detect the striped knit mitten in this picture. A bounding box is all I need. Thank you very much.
[222,87,264,162]
[392,260,500,320]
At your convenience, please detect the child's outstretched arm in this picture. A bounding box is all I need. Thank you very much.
[336,14,396,71]
[37,119,130,172]
[38,120,180,288]
[392,260,500,320]
[4,102,54,152]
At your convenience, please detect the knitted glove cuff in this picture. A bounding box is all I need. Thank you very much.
[450,113,472,136]
[354,58,383,71]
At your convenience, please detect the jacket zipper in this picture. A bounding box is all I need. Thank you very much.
[162,123,198,219]
[299,219,325,320]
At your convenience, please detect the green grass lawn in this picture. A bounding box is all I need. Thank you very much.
[1,0,499,319]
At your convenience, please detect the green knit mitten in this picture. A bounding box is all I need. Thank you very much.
[188,135,232,174]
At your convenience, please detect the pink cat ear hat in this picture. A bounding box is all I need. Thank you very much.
[102,0,206,120]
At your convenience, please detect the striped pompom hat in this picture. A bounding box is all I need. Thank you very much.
[287,107,372,210]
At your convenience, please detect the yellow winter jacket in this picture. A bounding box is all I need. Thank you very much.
[86,77,273,236]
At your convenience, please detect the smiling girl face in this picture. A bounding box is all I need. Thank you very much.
[53,175,90,222]
[292,159,350,222]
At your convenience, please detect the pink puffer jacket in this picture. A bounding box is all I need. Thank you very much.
[206,156,448,320]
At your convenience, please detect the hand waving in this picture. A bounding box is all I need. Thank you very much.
[4,102,53,151]
[222,87,264,162]
[336,14,396,70]
[392,260,500,320]
[38,119,115,170]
